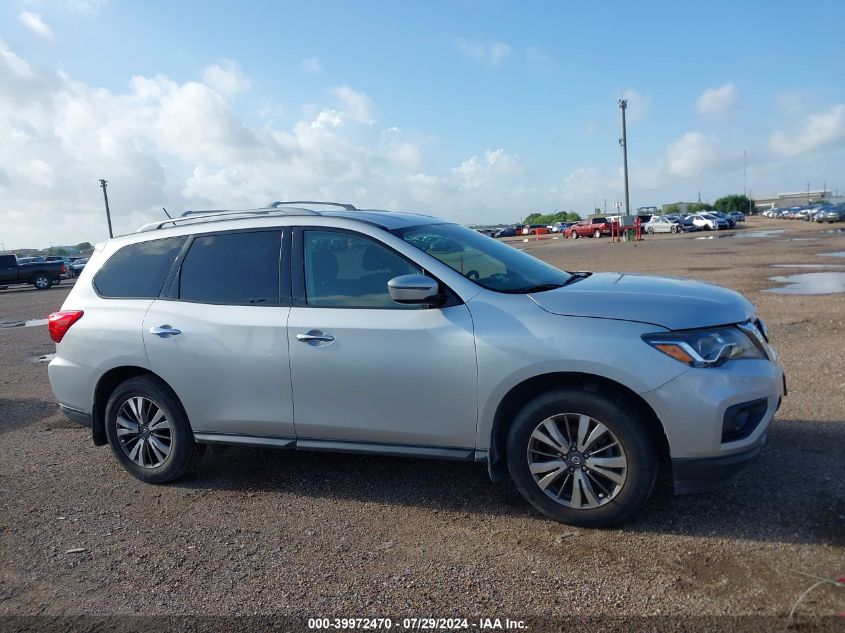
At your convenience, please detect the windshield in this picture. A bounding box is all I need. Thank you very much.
[393,223,573,293]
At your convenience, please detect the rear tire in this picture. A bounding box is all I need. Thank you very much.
[593,229,601,238]
[572,232,578,239]
[105,375,205,484]
[506,388,658,527]
[32,274,51,290]
[647,227,655,234]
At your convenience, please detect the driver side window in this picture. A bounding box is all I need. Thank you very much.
[304,230,422,308]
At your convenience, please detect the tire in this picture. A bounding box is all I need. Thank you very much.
[572,232,578,239]
[646,227,654,234]
[704,225,711,231]
[506,388,658,527]
[32,274,51,290]
[593,229,601,238]
[104,375,205,484]
[52,279,61,286]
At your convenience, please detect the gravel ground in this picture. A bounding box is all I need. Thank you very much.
[0,217,843,630]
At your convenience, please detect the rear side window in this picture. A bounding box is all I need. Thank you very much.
[179,230,281,305]
[94,236,186,299]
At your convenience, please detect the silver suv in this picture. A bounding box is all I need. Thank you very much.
[48,202,786,526]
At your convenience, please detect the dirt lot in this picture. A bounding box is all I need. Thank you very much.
[1,217,843,629]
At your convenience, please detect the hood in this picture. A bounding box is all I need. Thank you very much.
[530,272,755,330]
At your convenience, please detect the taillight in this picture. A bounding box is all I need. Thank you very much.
[48,310,84,343]
[60,264,67,273]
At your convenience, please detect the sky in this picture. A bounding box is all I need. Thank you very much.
[1,0,845,248]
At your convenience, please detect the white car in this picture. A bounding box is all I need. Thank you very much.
[688,214,728,231]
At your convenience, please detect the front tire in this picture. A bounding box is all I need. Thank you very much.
[571,232,578,239]
[506,388,657,527]
[647,227,655,234]
[105,375,205,484]
[593,229,601,238]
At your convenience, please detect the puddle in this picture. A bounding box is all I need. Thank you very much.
[0,318,48,329]
[819,251,845,258]
[732,230,786,238]
[764,272,845,295]
[818,228,845,234]
[775,237,819,242]
[31,353,56,364]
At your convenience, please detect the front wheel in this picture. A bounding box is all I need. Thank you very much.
[593,229,601,238]
[105,375,205,484]
[647,227,655,234]
[571,232,578,239]
[506,389,658,527]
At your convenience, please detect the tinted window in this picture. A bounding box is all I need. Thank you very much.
[94,236,185,299]
[304,230,421,308]
[179,231,281,305]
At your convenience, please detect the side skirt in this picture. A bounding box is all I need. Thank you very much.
[193,433,475,461]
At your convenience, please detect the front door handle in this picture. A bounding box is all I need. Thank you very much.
[149,325,182,337]
[296,331,335,345]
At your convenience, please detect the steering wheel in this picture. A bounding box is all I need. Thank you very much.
[465,269,480,280]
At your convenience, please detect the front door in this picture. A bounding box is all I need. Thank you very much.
[288,228,478,449]
[143,229,295,439]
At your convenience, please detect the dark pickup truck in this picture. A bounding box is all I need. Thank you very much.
[0,255,65,290]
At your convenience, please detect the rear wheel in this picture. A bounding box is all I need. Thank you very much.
[32,274,50,290]
[647,227,655,234]
[105,375,204,484]
[571,232,578,239]
[506,388,657,527]
[593,229,601,238]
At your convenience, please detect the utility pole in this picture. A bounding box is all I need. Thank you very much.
[743,150,747,198]
[807,181,810,205]
[618,99,631,218]
[99,179,114,238]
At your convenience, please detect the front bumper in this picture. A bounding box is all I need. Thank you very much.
[672,433,766,494]
[640,356,785,492]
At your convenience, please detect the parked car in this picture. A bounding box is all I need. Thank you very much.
[0,254,65,290]
[70,257,89,274]
[814,205,845,223]
[688,213,728,231]
[549,222,574,233]
[564,217,610,239]
[664,215,697,232]
[711,212,736,229]
[47,202,786,528]
[522,224,549,235]
[494,226,518,238]
[642,216,681,234]
[45,256,76,279]
[727,212,746,223]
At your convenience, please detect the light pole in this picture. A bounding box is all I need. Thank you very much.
[99,179,114,238]
[618,99,631,218]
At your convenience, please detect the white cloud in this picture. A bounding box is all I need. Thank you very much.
[697,83,740,118]
[18,11,53,39]
[665,132,720,177]
[769,104,845,156]
[302,57,322,73]
[620,89,650,123]
[455,39,512,66]
[202,60,251,96]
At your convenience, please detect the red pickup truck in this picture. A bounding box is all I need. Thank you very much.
[563,217,639,239]
[563,217,611,239]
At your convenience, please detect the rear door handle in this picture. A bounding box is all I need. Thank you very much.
[296,331,335,344]
[149,325,181,337]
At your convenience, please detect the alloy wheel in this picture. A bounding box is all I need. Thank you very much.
[526,413,628,510]
[115,396,173,468]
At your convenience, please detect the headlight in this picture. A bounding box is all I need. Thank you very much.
[642,326,766,368]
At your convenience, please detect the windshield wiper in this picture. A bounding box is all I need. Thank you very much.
[516,283,565,294]
[561,271,591,286]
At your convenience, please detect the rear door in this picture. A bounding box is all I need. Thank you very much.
[143,228,295,440]
[287,227,478,449]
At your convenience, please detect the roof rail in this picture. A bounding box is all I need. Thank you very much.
[269,200,357,211]
[136,207,322,233]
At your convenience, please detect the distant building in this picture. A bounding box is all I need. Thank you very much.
[660,202,699,213]
[754,190,835,209]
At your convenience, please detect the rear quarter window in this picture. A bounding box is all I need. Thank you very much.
[94,236,186,299]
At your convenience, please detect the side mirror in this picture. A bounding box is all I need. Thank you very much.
[388,274,441,305]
